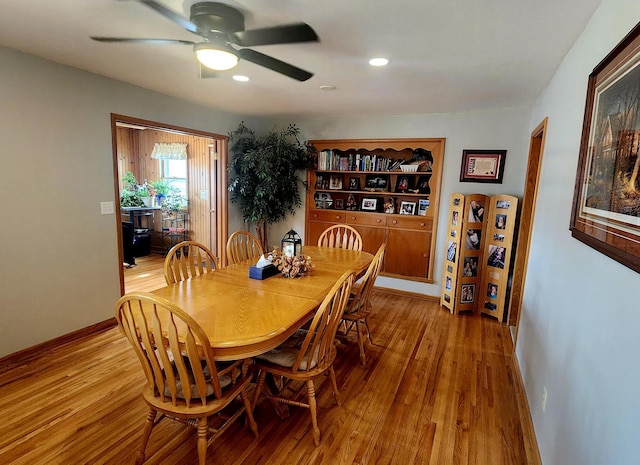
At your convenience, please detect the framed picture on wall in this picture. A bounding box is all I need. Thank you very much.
[459,149,507,183]
[570,21,640,274]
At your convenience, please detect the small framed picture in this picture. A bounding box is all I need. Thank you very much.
[315,175,325,189]
[334,198,344,210]
[400,201,416,215]
[418,199,430,216]
[395,175,411,192]
[484,301,497,312]
[487,283,499,299]
[361,197,378,211]
[495,214,507,229]
[445,276,452,291]
[365,175,389,191]
[461,284,475,304]
[348,177,361,190]
[493,233,505,242]
[496,200,511,209]
[463,257,478,277]
[452,210,459,226]
[416,175,431,194]
[465,228,482,250]
[329,175,343,190]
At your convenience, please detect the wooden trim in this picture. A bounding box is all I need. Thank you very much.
[374,286,440,302]
[0,318,117,370]
[508,117,548,342]
[512,355,543,465]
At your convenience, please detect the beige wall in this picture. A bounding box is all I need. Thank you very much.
[0,47,244,357]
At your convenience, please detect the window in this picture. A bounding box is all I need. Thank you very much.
[161,159,187,196]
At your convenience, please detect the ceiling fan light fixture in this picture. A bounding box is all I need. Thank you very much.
[194,43,239,71]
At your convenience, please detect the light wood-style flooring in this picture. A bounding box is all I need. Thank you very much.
[0,257,540,465]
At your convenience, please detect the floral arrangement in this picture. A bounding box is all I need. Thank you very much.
[270,247,313,278]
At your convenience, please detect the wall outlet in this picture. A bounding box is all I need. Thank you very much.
[100,201,114,215]
[541,386,548,412]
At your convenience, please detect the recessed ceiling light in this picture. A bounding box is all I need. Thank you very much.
[320,85,336,91]
[369,57,389,67]
[232,75,249,82]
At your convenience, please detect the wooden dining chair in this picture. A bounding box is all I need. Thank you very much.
[317,224,363,251]
[226,230,264,265]
[164,241,219,285]
[115,292,258,465]
[251,270,354,446]
[338,242,386,365]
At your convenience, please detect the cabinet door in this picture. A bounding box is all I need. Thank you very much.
[306,210,343,246]
[344,211,386,254]
[384,229,431,278]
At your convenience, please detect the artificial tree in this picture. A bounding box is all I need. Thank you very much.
[228,122,313,250]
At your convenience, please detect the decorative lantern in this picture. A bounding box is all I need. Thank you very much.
[281,229,302,257]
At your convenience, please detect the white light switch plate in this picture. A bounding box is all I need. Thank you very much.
[101,201,114,215]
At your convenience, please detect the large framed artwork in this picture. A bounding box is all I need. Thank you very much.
[570,22,640,274]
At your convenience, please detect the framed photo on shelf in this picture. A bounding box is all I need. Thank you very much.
[365,175,389,191]
[361,197,378,211]
[395,175,411,192]
[348,177,361,190]
[334,198,344,210]
[400,201,416,215]
[416,175,431,194]
[418,199,430,216]
[329,175,343,190]
[315,175,325,189]
[459,149,507,183]
[570,22,640,274]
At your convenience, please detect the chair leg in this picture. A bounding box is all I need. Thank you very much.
[356,320,367,366]
[197,417,208,465]
[306,380,321,446]
[241,387,259,438]
[135,407,157,465]
[251,369,267,410]
[363,316,374,345]
[329,365,342,406]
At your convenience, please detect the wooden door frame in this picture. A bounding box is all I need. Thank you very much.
[507,117,548,349]
[110,114,228,295]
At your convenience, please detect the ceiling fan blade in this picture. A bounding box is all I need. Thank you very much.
[135,0,201,35]
[91,37,195,45]
[238,48,313,81]
[232,23,318,47]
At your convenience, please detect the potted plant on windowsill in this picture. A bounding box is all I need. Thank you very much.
[150,179,170,206]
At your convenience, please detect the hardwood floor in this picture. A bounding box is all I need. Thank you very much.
[0,260,540,465]
[123,254,167,293]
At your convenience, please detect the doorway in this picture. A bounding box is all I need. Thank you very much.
[507,117,548,348]
[111,114,228,294]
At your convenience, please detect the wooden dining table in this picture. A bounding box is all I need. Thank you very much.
[151,246,373,361]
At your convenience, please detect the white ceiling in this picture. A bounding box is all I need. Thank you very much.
[0,0,603,117]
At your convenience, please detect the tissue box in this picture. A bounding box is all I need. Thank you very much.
[249,264,279,280]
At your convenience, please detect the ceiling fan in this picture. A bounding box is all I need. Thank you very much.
[91,1,319,81]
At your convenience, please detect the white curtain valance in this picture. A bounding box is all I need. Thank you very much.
[150,142,188,160]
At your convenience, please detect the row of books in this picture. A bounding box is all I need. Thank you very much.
[317,150,405,172]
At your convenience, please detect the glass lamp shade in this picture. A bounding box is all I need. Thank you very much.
[195,47,238,71]
[281,229,302,257]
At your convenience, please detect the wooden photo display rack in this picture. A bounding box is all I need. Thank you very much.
[440,193,488,314]
[440,193,519,320]
[478,195,518,321]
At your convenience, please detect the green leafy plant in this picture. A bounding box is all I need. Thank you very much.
[121,171,144,207]
[228,122,313,249]
[162,187,188,213]
[120,189,144,207]
[150,179,170,196]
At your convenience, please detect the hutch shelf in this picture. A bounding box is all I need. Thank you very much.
[305,138,445,282]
